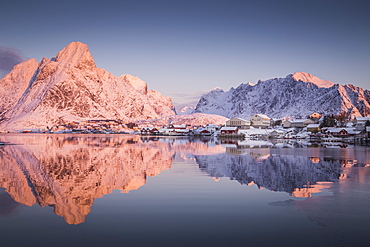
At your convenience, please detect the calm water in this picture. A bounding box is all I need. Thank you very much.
[0,134,370,247]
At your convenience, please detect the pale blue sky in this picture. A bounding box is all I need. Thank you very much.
[1,0,369,109]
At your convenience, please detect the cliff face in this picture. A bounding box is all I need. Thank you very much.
[0,42,175,131]
[195,72,370,119]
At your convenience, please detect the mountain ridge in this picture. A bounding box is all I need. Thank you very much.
[0,42,176,131]
[195,72,370,119]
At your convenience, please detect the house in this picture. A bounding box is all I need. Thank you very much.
[307,124,321,133]
[353,116,370,126]
[366,126,370,138]
[283,120,292,128]
[169,129,190,135]
[326,128,348,137]
[270,130,284,138]
[205,124,220,133]
[272,119,283,126]
[140,127,159,135]
[346,128,361,136]
[159,125,190,135]
[226,117,250,129]
[249,114,271,128]
[169,124,186,129]
[290,119,314,128]
[220,126,238,134]
[196,129,212,136]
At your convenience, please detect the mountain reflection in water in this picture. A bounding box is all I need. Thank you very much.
[0,134,369,225]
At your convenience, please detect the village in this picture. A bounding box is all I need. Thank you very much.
[19,112,370,146]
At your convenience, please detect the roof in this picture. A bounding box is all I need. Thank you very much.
[271,130,284,134]
[355,116,370,121]
[206,124,219,127]
[173,129,189,133]
[220,127,238,131]
[291,119,312,124]
[228,117,250,122]
[367,126,370,132]
[141,127,157,130]
[254,114,270,120]
[327,128,347,133]
[307,124,320,128]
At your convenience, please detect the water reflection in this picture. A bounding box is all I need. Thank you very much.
[196,153,342,197]
[0,134,369,225]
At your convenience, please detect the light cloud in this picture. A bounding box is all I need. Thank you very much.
[0,47,24,77]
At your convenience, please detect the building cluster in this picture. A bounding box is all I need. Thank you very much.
[218,113,370,142]
[20,112,370,144]
[140,124,221,136]
[45,120,126,133]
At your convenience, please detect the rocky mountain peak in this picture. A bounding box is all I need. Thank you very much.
[0,42,176,131]
[195,73,370,119]
[55,41,96,70]
[291,72,335,88]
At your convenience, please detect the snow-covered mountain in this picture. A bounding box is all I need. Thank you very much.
[178,106,195,115]
[195,72,370,119]
[0,42,176,131]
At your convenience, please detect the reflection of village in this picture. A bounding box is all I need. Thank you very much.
[0,134,369,225]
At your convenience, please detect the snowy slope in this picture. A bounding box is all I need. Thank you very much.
[0,42,176,131]
[136,113,228,127]
[195,72,370,119]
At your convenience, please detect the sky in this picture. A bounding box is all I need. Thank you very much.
[1,0,369,110]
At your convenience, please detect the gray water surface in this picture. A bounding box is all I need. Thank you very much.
[0,134,369,247]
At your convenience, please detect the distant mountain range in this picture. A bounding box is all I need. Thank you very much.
[0,42,176,131]
[194,72,370,119]
[1,42,369,132]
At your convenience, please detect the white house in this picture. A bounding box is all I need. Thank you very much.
[205,124,220,133]
[306,124,321,133]
[226,117,250,129]
[353,116,370,130]
[283,120,292,128]
[290,119,314,128]
[249,114,271,128]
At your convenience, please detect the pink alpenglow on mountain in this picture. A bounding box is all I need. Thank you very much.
[0,42,176,131]
[195,72,370,119]
[292,72,335,88]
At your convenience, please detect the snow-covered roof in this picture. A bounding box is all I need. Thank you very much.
[173,129,189,133]
[347,129,360,135]
[220,126,238,131]
[292,119,312,123]
[326,127,347,133]
[229,117,249,122]
[254,114,270,120]
[355,117,370,121]
[271,129,284,134]
[366,126,370,132]
[307,124,320,128]
[206,124,219,127]
[141,127,157,130]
